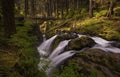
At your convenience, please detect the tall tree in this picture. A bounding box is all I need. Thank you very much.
[89,0,93,18]
[30,0,35,17]
[25,0,29,17]
[1,0,16,37]
[107,0,116,17]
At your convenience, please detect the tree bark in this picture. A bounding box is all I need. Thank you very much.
[2,0,16,37]
[89,0,93,18]
[55,0,58,18]
[25,0,29,17]
[30,0,35,17]
[107,1,114,17]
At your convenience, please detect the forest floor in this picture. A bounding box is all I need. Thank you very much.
[45,17,120,42]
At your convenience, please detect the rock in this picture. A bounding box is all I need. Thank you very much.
[52,33,79,50]
[67,36,96,50]
[111,41,120,48]
[52,34,71,50]
[62,49,120,77]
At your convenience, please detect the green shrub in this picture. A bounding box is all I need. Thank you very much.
[94,10,108,17]
[114,7,120,16]
[9,20,47,77]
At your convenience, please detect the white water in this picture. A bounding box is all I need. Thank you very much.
[93,44,120,53]
[37,35,57,56]
[46,50,76,77]
[43,34,46,42]
[90,36,120,53]
[49,40,70,60]
[91,37,110,47]
[38,34,120,77]
[77,34,85,38]
[77,34,120,53]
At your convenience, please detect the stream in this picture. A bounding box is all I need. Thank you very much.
[37,34,120,77]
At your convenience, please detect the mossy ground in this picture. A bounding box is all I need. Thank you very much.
[56,49,120,77]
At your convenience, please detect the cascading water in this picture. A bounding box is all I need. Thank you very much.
[37,35,57,56]
[37,34,120,77]
[91,36,110,47]
[77,34,120,53]
[43,34,46,42]
[90,36,120,53]
[48,40,70,60]
[46,50,76,77]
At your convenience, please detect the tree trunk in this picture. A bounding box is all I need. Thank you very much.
[61,0,64,18]
[25,0,29,17]
[89,0,93,18]
[65,0,68,15]
[55,0,58,18]
[2,0,16,37]
[30,0,35,17]
[107,1,114,18]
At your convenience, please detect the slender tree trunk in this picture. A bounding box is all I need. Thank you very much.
[46,0,50,17]
[55,0,58,18]
[30,0,35,17]
[61,0,64,18]
[107,1,114,17]
[52,0,55,17]
[48,0,52,17]
[65,0,68,15]
[89,0,93,18]
[15,0,21,11]
[2,0,16,37]
[25,0,29,17]
[76,0,79,9]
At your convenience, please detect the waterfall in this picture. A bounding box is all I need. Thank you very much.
[43,34,46,42]
[90,36,120,53]
[93,45,120,53]
[38,34,120,77]
[46,50,76,77]
[91,37,110,47]
[77,34,85,38]
[48,40,70,60]
[37,35,57,56]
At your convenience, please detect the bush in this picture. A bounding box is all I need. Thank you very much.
[114,7,120,16]
[9,20,47,77]
[94,10,108,17]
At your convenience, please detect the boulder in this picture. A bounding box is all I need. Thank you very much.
[52,34,71,50]
[53,33,78,50]
[61,49,120,77]
[111,41,120,48]
[67,36,95,50]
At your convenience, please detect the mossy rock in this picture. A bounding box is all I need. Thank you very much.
[67,36,95,50]
[53,34,72,50]
[62,49,120,77]
[111,42,120,48]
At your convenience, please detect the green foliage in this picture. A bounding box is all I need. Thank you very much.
[94,10,108,17]
[80,9,89,18]
[114,7,120,16]
[53,63,79,77]
[54,62,105,77]
[8,20,47,77]
[76,18,120,41]
[66,10,74,19]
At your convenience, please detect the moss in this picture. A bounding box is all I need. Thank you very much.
[63,49,120,77]
[0,20,47,77]
[67,36,95,50]
[53,34,71,50]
